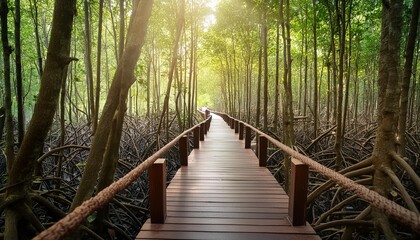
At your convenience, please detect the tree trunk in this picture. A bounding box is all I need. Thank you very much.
[93,0,105,134]
[312,0,318,137]
[4,0,77,238]
[262,8,269,132]
[15,0,25,145]
[119,0,125,58]
[147,57,151,118]
[398,0,419,157]
[83,0,95,124]
[334,0,346,170]
[371,0,403,237]
[0,0,15,172]
[274,3,280,133]
[30,0,43,77]
[256,44,262,127]
[280,0,295,192]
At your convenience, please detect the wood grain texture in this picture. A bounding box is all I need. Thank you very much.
[137,114,319,239]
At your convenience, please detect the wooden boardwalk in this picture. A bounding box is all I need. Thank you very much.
[137,115,320,240]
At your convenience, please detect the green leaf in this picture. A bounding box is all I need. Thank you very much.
[87,212,97,223]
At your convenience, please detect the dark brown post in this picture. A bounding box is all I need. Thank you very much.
[193,126,200,148]
[239,122,244,140]
[150,158,167,223]
[245,126,251,149]
[288,158,309,226]
[202,122,208,135]
[234,120,239,133]
[258,135,267,167]
[200,123,205,141]
[179,135,188,166]
[205,109,210,119]
[230,118,234,129]
[206,115,211,131]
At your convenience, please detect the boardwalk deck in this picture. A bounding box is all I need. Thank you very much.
[137,115,320,240]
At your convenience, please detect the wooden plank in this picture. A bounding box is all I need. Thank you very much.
[137,231,320,240]
[167,211,286,219]
[165,202,284,208]
[141,223,316,234]
[152,217,293,225]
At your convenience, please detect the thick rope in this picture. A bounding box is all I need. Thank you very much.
[33,117,210,240]
[237,118,420,234]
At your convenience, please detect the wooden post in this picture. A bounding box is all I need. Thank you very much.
[239,122,244,140]
[258,135,267,167]
[179,135,188,166]
[202,122,208,135]
[234,120,239,133]
[150,158,167,223]
[200,123,205,141]
[206,115,211,132]
[230,118,234,129]
[288,158,309,226]
[245,126,251,149]
[193,126,200,148]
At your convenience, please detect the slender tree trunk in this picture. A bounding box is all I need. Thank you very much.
[147,56,151,118]
[107,0,119,63]
[313,0,318,137]
[30,0,43,77]
[262,9,269,131]
[256,44,262,127]
[1,0,15,172]
[56,64,69,188]
[280,0,295,192]
[353,47,360,128]
[334,0,346,170]
[188,0,194,126]
[93,0,105,134]
[342,0,353,139]
[84,0,95,124]
[408,40,420,128]
[15,0,25,145]
[326,60,331,126]
[398,0,419,156]
[274,4,280,133]
[119,0,125,58]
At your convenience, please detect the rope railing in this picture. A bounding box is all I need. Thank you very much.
[213,111,420,234]
[33,116,212,240]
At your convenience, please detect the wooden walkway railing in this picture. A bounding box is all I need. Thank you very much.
[137,114,320,239]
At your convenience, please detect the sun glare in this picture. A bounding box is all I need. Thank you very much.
[203,0,220,31]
